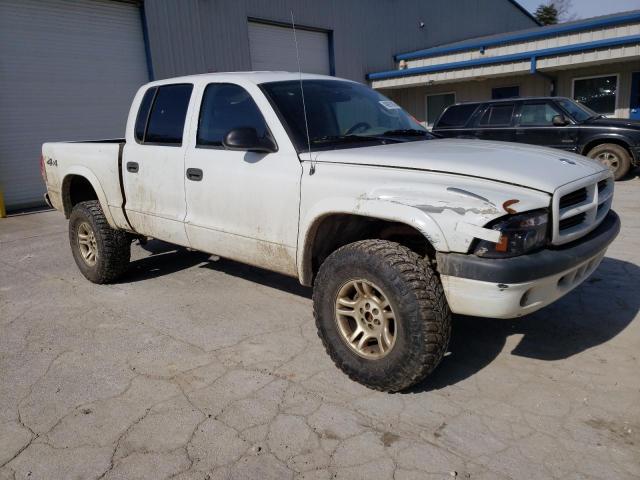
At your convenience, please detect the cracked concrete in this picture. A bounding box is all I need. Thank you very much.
[1,178,639,479]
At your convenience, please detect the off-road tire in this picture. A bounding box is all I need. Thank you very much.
[313,239,451,392]
[587,143,632,180]
[69,200,131,284]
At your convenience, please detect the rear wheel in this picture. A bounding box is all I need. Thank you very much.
[313,240,451,392]
[587,143,631,180]
[69,200,131,284]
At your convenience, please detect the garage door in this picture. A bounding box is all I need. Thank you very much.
[248,21,331,75]
[0,0,149,210]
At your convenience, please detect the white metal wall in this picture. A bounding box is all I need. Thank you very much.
[0,0,149,210]
[248,22,330,75]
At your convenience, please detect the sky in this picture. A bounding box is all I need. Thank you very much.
[517,0,640,19]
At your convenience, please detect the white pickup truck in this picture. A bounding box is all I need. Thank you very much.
[42,72,620,392]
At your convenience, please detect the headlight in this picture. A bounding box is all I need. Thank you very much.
[473,209,548,258]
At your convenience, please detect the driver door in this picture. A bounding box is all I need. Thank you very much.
[183,82,302,276]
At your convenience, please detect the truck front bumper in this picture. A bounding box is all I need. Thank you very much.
[436,210,620,319]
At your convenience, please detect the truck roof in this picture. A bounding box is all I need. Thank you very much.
[144,71,344,87]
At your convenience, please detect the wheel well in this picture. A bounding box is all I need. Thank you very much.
[304,214,435,285]
[62,175,98,217]
[582,138,631,157]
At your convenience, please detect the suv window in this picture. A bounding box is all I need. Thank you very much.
[197,83,269,147]
[519,103,562,126]
[144,84,193,145]
[135,87,156,142]
[435,104,478,128]
[479,104,514,126]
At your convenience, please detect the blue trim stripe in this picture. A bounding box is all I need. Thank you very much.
[395,11,640,61]
[369,34,640,81]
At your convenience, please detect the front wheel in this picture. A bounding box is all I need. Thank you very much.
[69,200,131,284]
[313,240,451,392]
[587,143,631,180]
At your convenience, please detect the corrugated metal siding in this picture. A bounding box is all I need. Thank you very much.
[0,0,148,210]
[143,0,538,81]
[248,22,330,74]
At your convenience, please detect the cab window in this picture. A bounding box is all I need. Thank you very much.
[143,84,193,145]
[519,103,562,126]
[479,104,514,126]
[197,83,270,147]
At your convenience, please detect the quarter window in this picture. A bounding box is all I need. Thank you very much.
[519,103,562,126]
[144,84,193,145]
[435,104,478,128]
[479,104,514,126]
[573,75,617,115]
[197,83,270,147]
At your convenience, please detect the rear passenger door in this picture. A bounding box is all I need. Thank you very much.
[515,101,578,151]
[474,103,516,143]
[123,83,194,246]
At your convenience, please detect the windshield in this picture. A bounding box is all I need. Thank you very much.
[260,80,431,151]
[556,98,599,123]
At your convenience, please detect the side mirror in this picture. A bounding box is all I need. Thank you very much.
[552,114,569,126]
[223,127,277,153]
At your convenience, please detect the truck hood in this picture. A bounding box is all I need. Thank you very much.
[313,138,607,194]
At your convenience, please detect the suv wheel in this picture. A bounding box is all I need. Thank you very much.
[313,239,451,392]
[69,200,131,284]
[587,143,631,180]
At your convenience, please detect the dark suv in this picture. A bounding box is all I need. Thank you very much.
[432,97,640,179]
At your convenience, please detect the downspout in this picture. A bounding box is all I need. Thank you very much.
[530,56,556,96]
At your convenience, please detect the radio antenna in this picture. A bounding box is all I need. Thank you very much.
[291,11,315,175]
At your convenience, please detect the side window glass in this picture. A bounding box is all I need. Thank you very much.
[479,104,514,126]
[197,83,269,147]
[135,88,156,142]
[145,84,193,145]
[519,103,562,126]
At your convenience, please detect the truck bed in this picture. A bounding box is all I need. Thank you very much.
[41,139,128,230]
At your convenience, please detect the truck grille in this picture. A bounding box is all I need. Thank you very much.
[551,172,613,245]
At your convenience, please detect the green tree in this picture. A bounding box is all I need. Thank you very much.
[535,4,559,25]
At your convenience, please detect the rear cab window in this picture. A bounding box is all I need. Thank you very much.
[478,103,515,127]
[135,83,193,146]
[434,104,479,129]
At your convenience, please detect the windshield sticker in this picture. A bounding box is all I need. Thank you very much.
[379,100,402,110]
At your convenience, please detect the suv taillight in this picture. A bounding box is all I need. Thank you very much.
[40,155,47,183]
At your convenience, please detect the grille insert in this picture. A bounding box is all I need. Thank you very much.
[559,212,586,231]
[597,180,608,192]
[559,188,587,209]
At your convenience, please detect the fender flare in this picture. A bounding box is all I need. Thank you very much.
[61,167,117,228]
[580,133,633,155]
[297,196,449,285]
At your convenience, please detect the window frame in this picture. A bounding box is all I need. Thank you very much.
[515,101,564,127]
[195,82,277,151]
[571,73,619,116]
[424,91,456,127]
[476,102,516,128]
[433,103,480,129]
[135,83,194,148]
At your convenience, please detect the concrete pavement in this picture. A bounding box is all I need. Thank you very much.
[1,179,639,479]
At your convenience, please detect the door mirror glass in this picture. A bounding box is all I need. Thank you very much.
[223,127,277,153]
[552,114,568,126]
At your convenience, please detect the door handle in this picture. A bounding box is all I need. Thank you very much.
[126,161,139,173]
[186,168,203,181]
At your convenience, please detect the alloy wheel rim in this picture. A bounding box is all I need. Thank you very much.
[77,222,98,266]
[596,151,620,172]
[334,279,397,360]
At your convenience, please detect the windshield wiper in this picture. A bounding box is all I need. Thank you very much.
[381,128,430,137]
[310,135,390,145]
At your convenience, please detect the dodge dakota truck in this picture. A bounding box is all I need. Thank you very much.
[42,72,620,392]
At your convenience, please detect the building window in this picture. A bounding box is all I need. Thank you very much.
[573,75,618,116]
[425,93,455,126]
[492,86,520,100]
